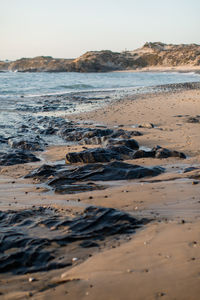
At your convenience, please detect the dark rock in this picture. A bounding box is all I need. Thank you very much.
[54,183,105,194]
[65,145,134,164]
[111,129,142,138]
[107,145,135,157]
[66,147,122,164]
[65,137,140,164]
[132,146,186,159]
[0,206,150,274]
[183,167,199,173]
[0,150,40,166]
[59,127,142,145]
[192,181,199,185]
[48,161,165,187]
[59,127,114,142]
[8,137,45,151]
[24,164,62,180]
[0,136,8,144]
[82,129,114,139]
[186,116,200,123]
[153,145,186,159]
[132,149,155,159]
[81,136,109,145]
[65,143,186,166]
[80,241,99,248]
[40,127,58,135]
[25,161,164,193]
[104,138,139,150]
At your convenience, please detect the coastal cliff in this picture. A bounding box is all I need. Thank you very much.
[1,42,200,72]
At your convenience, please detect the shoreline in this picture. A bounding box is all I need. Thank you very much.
[112,65,200,74]
[1,66,200,74]
[1,84,200,299]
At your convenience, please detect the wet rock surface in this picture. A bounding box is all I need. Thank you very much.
[25,161,165,194]
[54,183,106,194]
[183,166,199,173]
[186,115,200,123]
[0,150,40,166]
[0,111,143,166]
[49,161,164,184]
[153,145,186,159]
[132,149,155,159]
[103,138,139,150]
[25,164,63,180]
[66,144,186,164]
[8,136,46,151]
[66,147,125,164]
[0,206,150,274]
[133,146,186,159]
[59,127,142,144]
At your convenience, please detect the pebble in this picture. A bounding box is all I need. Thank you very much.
[192,181,199,185]
[156,292,166,297]
[28,277,36,282]
[127,269,134,273]
[72,257,78,262]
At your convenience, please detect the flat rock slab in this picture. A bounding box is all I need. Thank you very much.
[25,161,164,193]
[0,150,40,166]
[54,183,106,194]
[8,137,45,151]
[0,206,150,274]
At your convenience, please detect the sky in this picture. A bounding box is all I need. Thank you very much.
[0,0,200,60]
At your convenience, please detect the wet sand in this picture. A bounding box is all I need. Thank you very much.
[0,87,200,299]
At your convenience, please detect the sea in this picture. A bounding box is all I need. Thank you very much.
[0,71,200,150]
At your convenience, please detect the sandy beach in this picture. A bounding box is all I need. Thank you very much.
[0,86,200,300]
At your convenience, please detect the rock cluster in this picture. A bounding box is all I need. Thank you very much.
[24,126,186,194]
[65,144,186,164]
[0,150,40,166]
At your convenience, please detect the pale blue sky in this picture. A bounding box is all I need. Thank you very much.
[0,0,200,60]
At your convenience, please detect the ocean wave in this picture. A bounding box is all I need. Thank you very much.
[58,83,94,89]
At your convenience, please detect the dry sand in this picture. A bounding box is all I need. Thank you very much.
[0,88,200,300]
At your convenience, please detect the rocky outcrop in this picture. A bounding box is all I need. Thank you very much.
[0,61,9,71]
[26,161,165,185]
[65,144,186,164]
[59,127,141,144]
[7,56,73,72]
[0,206,150,274]
[0,150,40,166]
[137,42,200,67]
[1,42,200,72]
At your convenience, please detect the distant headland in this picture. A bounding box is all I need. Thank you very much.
[1,42,200,73]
